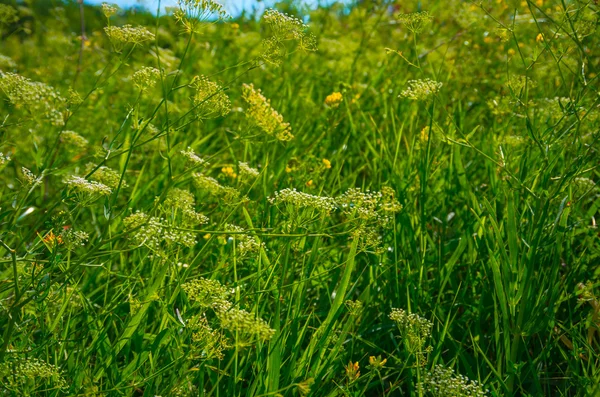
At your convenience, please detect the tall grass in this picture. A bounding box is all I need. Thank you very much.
[0,0,599,395]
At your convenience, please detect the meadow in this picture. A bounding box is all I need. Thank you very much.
[0,0,599,395]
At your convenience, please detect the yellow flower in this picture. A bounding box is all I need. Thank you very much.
[536,33,544,42]
[325,92,343,108]
[221,166,237,178]
[231,22,239,30]
[368,355,387,370]
[322,158,331,169]
[345,361,360,381]
[508,48,516,56]
[305,179,313,187]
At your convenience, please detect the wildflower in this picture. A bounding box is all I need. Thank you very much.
[224,223,263,258]
[368,355,387,370]
[132,66,161,91]
[180,147,209,167]
[0,152,10,170]
[190,75,231,119]
[322,158,331,169]
[182,277,230,308]
[187,315,230,360]
[337,187,401,226]
[325,92,343,108]
[0,72,66,125]
[238,161,259,180]
[221,166,237,179]
[65,176,112,197]
[163,188,209,225]
[259,9,317,66]
[60,228,89,250]
[269,188,336,212]
[193,173,240,201]
[104,25,155,52]
[305,179,313,187]
[263,9,308,40]
[101,2,119,18]
[344,361,360,382]
[86,164,125,190]
[396,11,433,34]
[217,306,275,341]
[174,0,230,34]
[390,308,433,359]
[42,230,64,246]
[0,358,67,390]
[536,32,544,42]
[345,300,363,316]
[22,167,42,187]
[400,78,443,100]
[123,211,198,249]
[242,83,293,141]
[419,365,488,397]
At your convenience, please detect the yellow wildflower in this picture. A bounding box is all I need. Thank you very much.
[368,355,387,370]
[325,92,343,108]
[345,361,360,382]
[322,158,331,169]
[221,166,237,178]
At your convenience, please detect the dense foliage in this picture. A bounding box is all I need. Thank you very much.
[0,0,599,395]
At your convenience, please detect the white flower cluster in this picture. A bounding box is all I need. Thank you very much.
[64,176,112,197]
[269,188,336,212]
[181,147,209,167]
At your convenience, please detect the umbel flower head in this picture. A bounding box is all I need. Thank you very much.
[192,173,240,201]
[64,176,112,199]
[132,66,161,91]
[269,188,336,212]
[189,75,231,119]
[419,365,489,397]
[390,308,433,359]
[101,2,119,19]
[259,9,317,66]
[174,0,230,34]
[0,72,66,126]
[0,358,67,391]
[400,78,443,101]
[396,11,433,34]
[104,24,155,52]
[85,163,126,190]
[180,146,209,167]
[242,83,293,141]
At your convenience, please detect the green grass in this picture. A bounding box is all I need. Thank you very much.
[0,0,599,395]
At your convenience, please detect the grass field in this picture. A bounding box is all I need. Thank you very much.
[0,0,599,395]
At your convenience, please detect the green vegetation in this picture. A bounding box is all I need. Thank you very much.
[0,0,599,395]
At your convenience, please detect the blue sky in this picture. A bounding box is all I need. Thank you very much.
[84,0,342,16]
